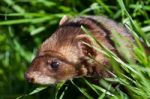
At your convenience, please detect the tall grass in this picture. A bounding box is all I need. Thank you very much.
[0,0,150,99]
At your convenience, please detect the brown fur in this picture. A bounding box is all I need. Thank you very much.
[25,16,134,85]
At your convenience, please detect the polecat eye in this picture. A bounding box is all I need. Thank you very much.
[47,58,61,70]
[50,61,60,69]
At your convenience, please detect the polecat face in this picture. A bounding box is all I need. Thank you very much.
[25,51,77,85]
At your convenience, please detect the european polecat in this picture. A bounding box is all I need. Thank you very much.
[25,15,134,85]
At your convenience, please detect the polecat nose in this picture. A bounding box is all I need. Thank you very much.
[24,72,35,83]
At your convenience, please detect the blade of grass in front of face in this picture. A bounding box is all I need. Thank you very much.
[55,82,65,99]
[84,79,99,95]
[99,79,116,92]
[125,21,149,66]
[81,26,139,75]
[125,24,147,59]
[98,92,106,99]
[82,25,138,73]
[92,84,114,97]
[71,80,94,99]
[16,86,48,99]
[110,31,150,97]
[81,17,150,98]
[58,86,68,99]
[111,30,135,63]
[81,26,117,58]
[28,86,48,95]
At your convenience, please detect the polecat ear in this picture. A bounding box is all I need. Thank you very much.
[59,15,69,26]
[76,34,97,58]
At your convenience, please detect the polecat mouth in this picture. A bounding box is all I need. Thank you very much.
[25,71,56,85]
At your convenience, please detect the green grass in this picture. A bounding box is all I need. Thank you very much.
[0,0,150,99]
